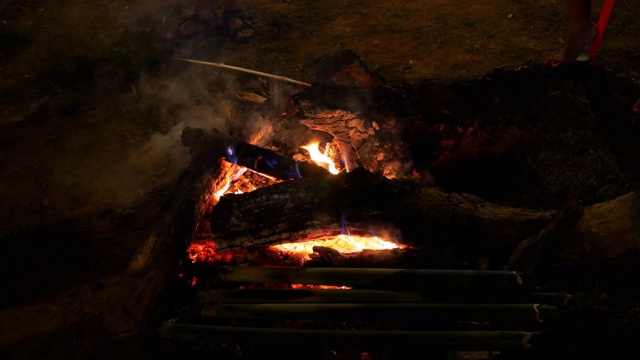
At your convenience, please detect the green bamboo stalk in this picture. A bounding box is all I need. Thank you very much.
[211,266,524,290]
[158,322,534,351]
[201,303,558,324]
[199,288,425,303]
[198,288,569,305]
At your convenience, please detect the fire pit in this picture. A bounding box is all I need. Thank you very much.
[108,51,639,359]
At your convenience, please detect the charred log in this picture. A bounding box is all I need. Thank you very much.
[292,56,547,177]
[209,168,640,268]
[504,192,582,272]
[181,127,329,180]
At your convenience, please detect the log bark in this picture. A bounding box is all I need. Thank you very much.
[291,55,547,177]
[504,192,582,272]
[209,168,640,267]
[181,127,329,180]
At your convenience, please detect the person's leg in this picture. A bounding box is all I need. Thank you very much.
[222,0,254,42]
[544,0,597,68]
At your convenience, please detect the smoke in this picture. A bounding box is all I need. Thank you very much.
[0,0,280,236]
[103,62,244,206]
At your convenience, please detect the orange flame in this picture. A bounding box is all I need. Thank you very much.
[301,142,339,175]
[271,234,402,256]
[291,284,351,290]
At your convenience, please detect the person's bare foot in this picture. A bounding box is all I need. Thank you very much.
[544,23,597,68]
[166,10,215,42]
[227,16,253,41]
[222,9,254,42]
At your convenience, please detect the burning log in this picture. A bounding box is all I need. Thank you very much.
[209,168,550,257]
[181,127,329,180]
[290,51,547,177]
[200,302,558,325]
[307,246,443,268]
[209,168,640,268]
[158,323,535,351]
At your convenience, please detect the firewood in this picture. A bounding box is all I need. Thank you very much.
[291,64,547,176]
[504,192,582,272]
[209,168,552,258]
[209,168,640,268]
[181,127,329,180]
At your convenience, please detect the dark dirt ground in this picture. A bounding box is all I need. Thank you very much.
[1,0,640,359]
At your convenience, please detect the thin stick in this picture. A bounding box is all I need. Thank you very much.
[158,323,535,350]
[173,57,311,87]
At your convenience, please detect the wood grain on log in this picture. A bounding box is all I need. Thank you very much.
[209,168,640,268]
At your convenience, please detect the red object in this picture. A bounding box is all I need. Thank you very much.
[588,0,616,64]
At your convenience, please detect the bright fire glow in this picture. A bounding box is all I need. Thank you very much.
[301,142,339,175]
[271,234,402,255]
[291,284,351,290]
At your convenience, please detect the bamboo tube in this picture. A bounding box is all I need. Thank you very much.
[198,288,570,305]
[158,323,534,351]
[210,266,524,290]
[173,58,312,87]
[199,288,424,303]
[201,303,558,324]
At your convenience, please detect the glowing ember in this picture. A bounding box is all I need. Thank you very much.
[271,234,402,256]
[291,284,351,290]
[301,142,339,175]
[188,240,246,264]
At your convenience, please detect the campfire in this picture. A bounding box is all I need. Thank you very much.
[113,50,639,359]
[185,135,407,269]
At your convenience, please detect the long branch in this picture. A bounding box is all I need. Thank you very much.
[174,58,311,87]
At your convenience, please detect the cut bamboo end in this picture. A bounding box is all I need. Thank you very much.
[159,322,535,351]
